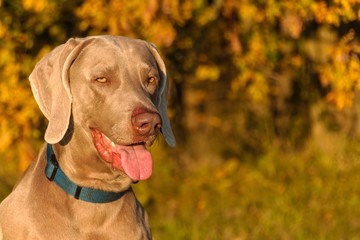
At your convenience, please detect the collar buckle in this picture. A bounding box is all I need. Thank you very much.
[47,154,59,181]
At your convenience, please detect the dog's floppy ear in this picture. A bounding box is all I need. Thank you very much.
[29,37,92,144]
[146,43,176,147]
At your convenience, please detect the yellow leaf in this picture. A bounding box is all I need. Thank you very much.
[195,65,220,81]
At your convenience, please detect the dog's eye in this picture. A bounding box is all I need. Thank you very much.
[146,76,158,93]
[95,77,108,83]
[145,76,158,94]
[147,77,156,85]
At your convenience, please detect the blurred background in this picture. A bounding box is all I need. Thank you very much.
[1,0,360,239]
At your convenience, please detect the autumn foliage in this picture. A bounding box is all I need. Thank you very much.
[1,0,360,238]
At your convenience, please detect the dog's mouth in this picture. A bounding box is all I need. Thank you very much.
[90,128,153,181]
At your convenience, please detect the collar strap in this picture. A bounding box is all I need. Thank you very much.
[45,144,126,203]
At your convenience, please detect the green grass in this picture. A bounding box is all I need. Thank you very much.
[134,139,360,239]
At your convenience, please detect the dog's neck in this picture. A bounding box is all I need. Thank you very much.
[46,144,128,203]
[51,125,133,193]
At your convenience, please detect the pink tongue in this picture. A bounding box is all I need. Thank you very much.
[112,145,153,181]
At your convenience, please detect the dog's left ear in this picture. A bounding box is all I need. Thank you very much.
[29,37,95,144]
[146,43,176,147]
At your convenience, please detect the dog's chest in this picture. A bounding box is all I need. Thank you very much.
[29,191,151,239]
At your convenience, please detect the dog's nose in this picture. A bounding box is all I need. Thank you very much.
[132,109,162,136]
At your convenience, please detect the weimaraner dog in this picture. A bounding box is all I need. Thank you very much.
[0,36,175,239]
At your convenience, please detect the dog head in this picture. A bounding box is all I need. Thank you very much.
[29,36,176,181]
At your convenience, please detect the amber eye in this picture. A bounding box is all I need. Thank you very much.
[148,77,156,85]
[95,77,107,83]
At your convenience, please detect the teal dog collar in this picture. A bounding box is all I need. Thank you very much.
[45,144,127,203]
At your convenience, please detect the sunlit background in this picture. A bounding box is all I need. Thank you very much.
[1,0,360,239]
